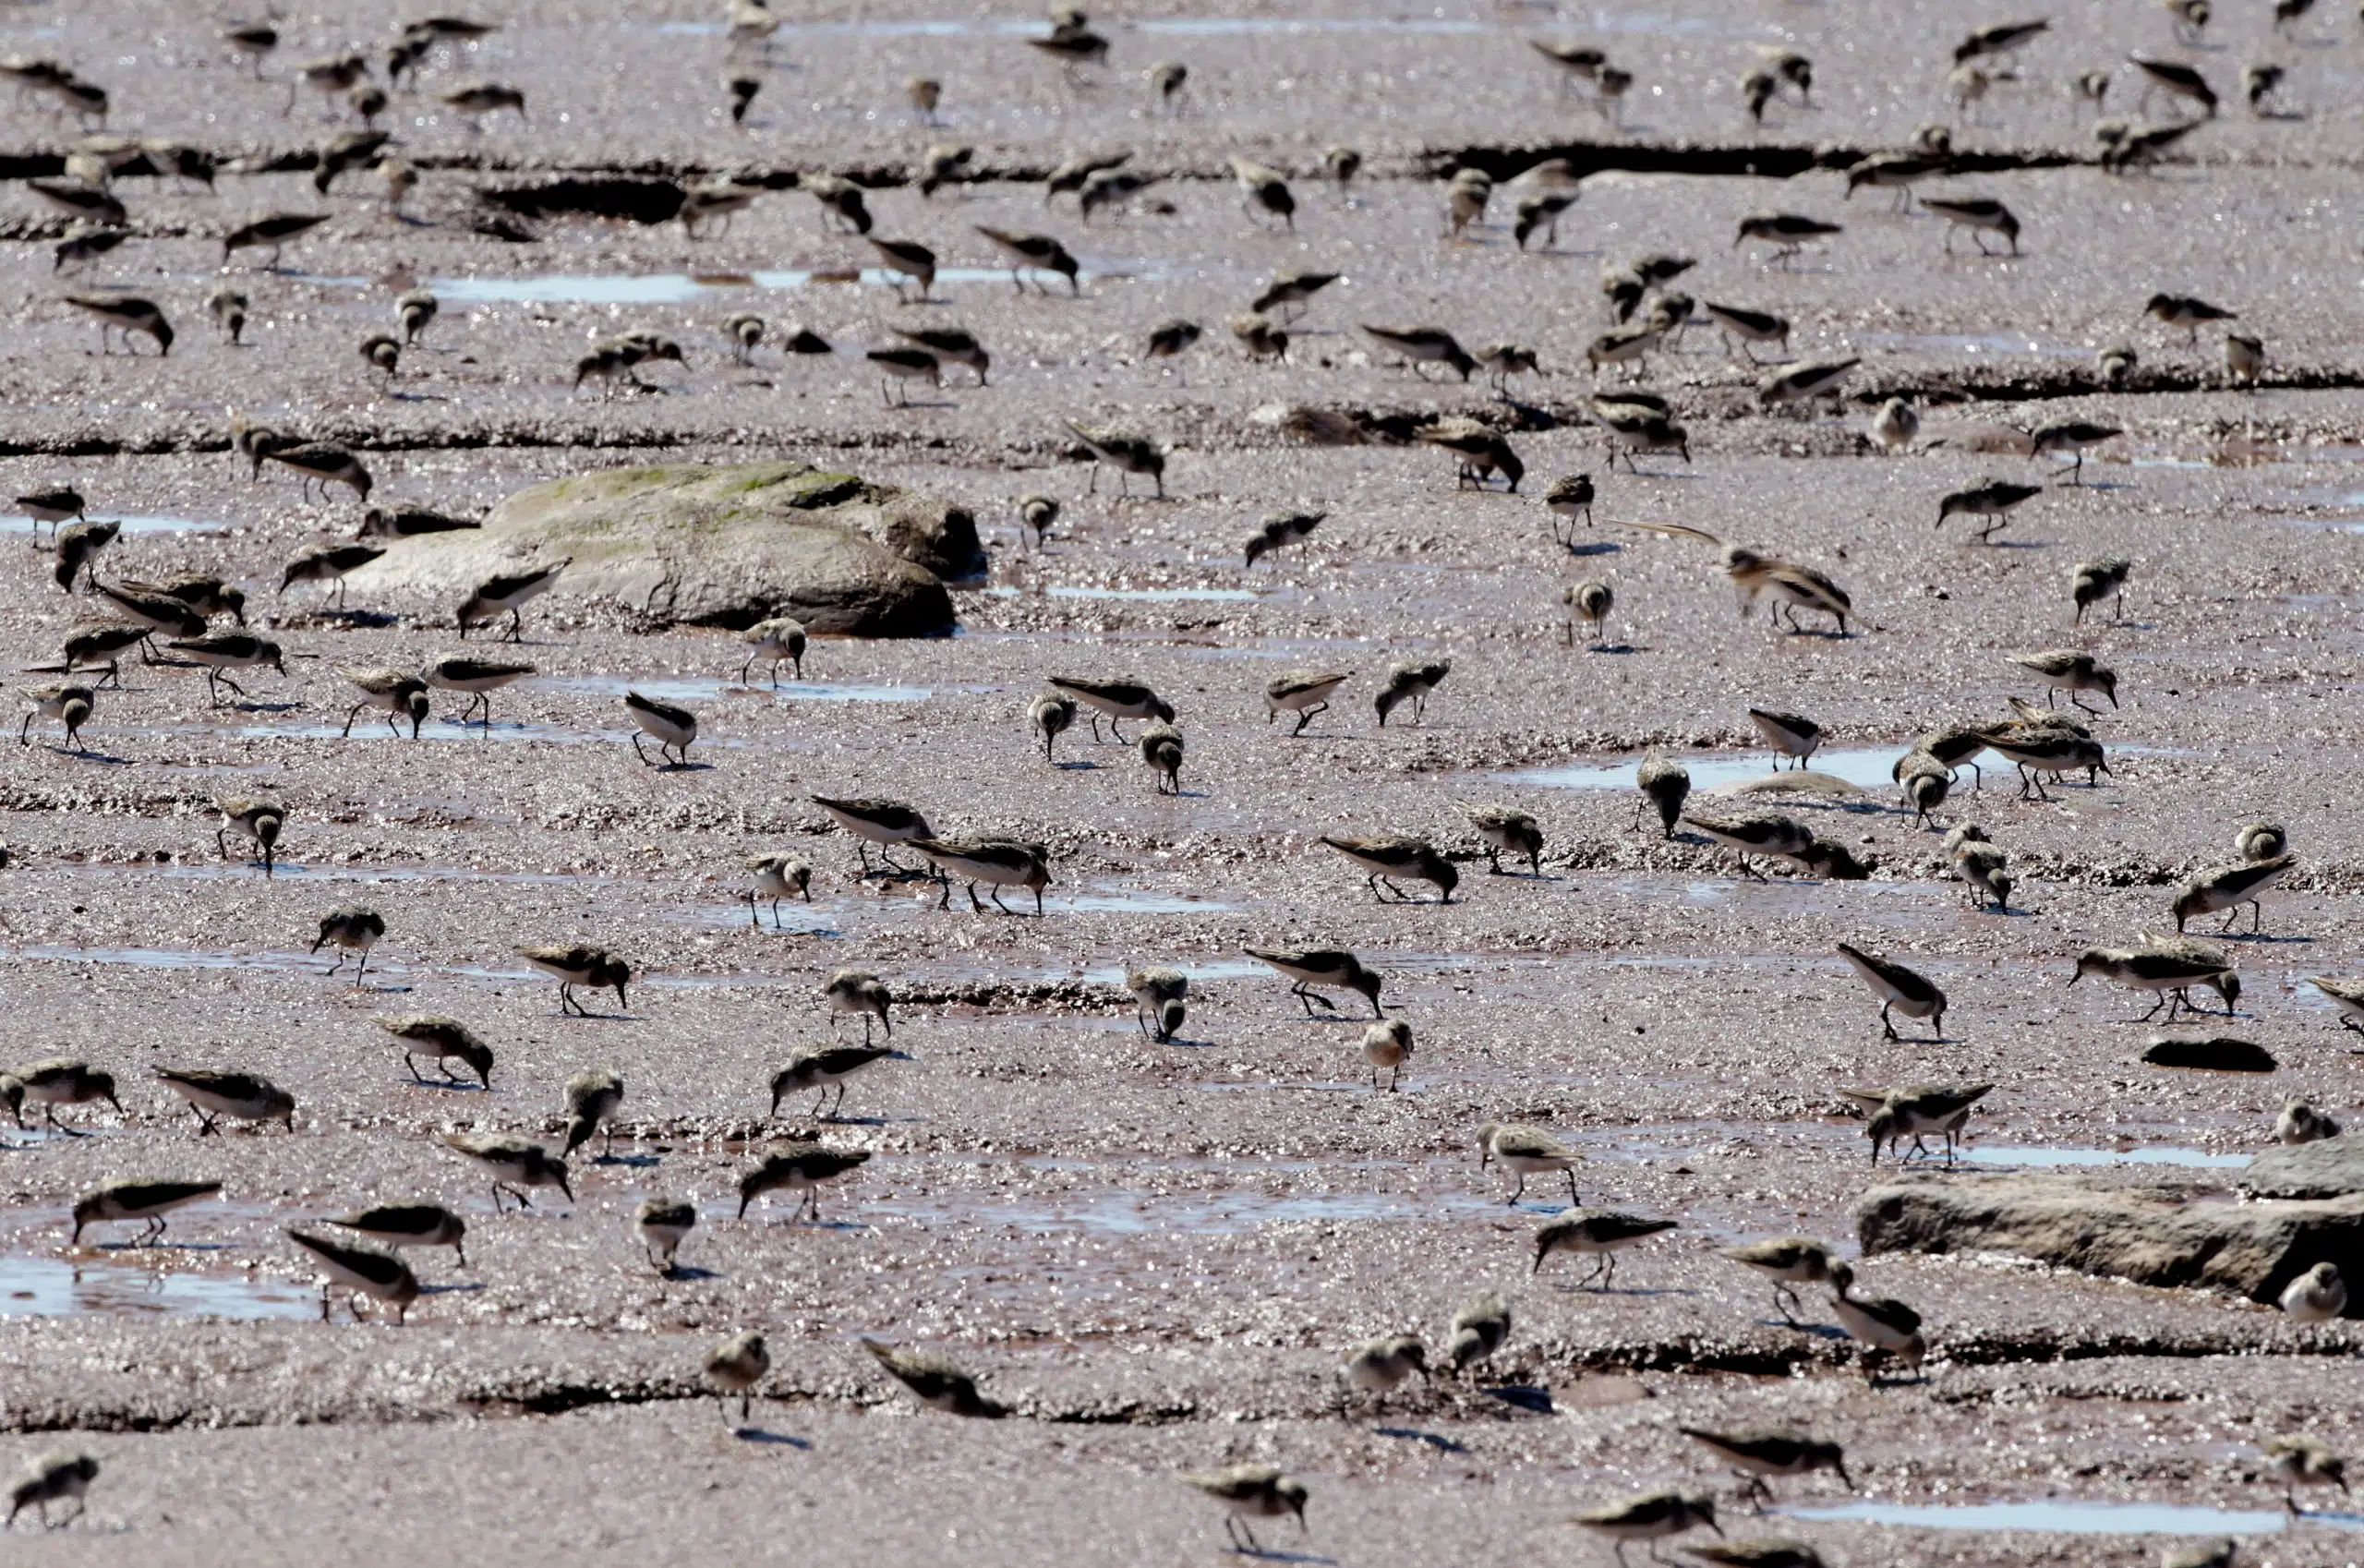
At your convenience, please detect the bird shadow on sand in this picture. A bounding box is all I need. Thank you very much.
[214,699,303,714]
[1775,1320,1850,1340]
[588,1151,662,1168]
[402,1077,491,1093]
[1577,642,1643,656]
[420,1281,488,1298]
[1375,1426,1468,1453]
[46,745,134,766]
[94,1238,229,1253]
[1227,1547,1334,1565]
[1541,1282,1701,1299]
[1481,1383,1554,1414]
[1562,539,1620,557]
[732,1427,811,1448]
[284,609,399,629]
[1052,759,1101,770]
[660,1264,721,1282]
[2220,931,2311,945]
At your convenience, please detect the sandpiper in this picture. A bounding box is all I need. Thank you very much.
[166,633,283,707]
[515,946,631,1017]
[808,799,931,881]
[1758,358,1859,410]
[1359,1018,1413,1092]
[1562,580,1615,648]
[1719,1236,1833,1324]
[1826,1260,1926,1382]
[1851,1082,1993,1164]
[1681,1428,1852,1506]
[14,483,85,542]
[725,617,808,687]
[1144,319,1202,369]
[1065,424,1165,497]
[1182,1466,1307,1554]
[215,797,285,873]
[2173,854,2293,935]
[1683,810,1813,879]
[2131,56,2217,117]
[9,1059,118,1134]
[1123,966,1189,1043]
[2278,1263,2346,1323]
[1322,835,1457,903]
[1573,1491,1720,1566]
[1938,479,2043,543]
[1266,670,1348,736]
[2029,420,2121,484]
[18,683,94,751]
[826,970,894,1043]
[1250,271,1339,323]
[1140,721,1184,793]
[1745,709,1822,771]
[1045,676,1173,742]
[335,668,428,740]
[864,1338,1007,1417]
[557,1067,625,1160]
[2066,557,2133,625]
[1374,659,1451,726]
[61,624,152,685]
[1734,212,1841,266]
[636,1197,694,1272]
[51,519,114,593]
[742,851,813,929]
[1977,724,2108,801]
[1016,691,1076,766]
[1871,398,1920,454]
[259,442,372,503]
[911,837,1052,915]
[1703,302,1791,362]
[2305,976,2364,1032]
[894,325,990,386]
[1514,189,1578,249]
[65,292,174,356]
[739,1140,871,1221]
[287,1229,419,1324]
[309,905,385,982]
[374,1015,494,1088]
[623,689,698,767]
[1358,324,1475,381]
[1244,947,1383,1018]
[1345,1335,1427,1394]
[456,561,566,640]
[442,1133,571,1211]
[1246,510,1321,567]
[1543,474,1595,542]
[70,1177,219,1245]
[2010,649,2117,714]
[1836,944,1947,1041]
[1635,753,1691,838]
[122,572,245,625]
[1955,837,2013,911]
[2074,944,2236,1020]
[705,1331,769,1425]
[1480,1123,1581,1205]
[2225,331,2265,387]
[1535,1209,1677,1285]
[2144,292,2236,345]
[325,1203,466,1269]
[1846,151,1947,210]
[1446,1292,1510,1374]
[2279,1102,2340,1152]
[421,656,534,724]
[1228,155,1296,230]
[769,1043,893,1120]
[2264,1435,2347,1514]
[1462,803,1543,876]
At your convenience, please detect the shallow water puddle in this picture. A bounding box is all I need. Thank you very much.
[0,1256,314,1321]
[1859,331,2090,360]
[58,860,615,889]
[643,15,1498,37]
[1787,1499,2348,1536]
[531,673,935,703]
[1961,1146,2250,1171]
[1508,745,1905,792]
[0,513,223,536]
[983,585,1263,603]
[421,264,1165,306]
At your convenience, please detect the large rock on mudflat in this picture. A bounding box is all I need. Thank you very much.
[2246,1135,2364,1200]
[1858,1171,2364,1309]
[348,462,982,634]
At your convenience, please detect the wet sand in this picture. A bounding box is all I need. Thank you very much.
[4,1,2364,1562]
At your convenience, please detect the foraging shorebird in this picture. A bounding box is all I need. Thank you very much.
[1748,709,1822,770]
[1719,1236,1834,1325]
[721,311,765,364]
[70,1178,219,1245]
[1139,720,1184,793]
[437,80,526,127]
[1251,271,1339,322]
[1683,810,1814,879]
[1446,1292,1511,1374]
[421,656,534,725]
[1463,803,1543,876]
[623,689,698,767]
[1017,494,1060,552]
[744,850,813,928]
[812,796,934,875]
[770,1043,893,1120]
[52,519,115,593]
[1345,1334,1427,1393]
[866,235,937,302]
[60,624,155,686]
[2225,331,2265,387]
[65,294,172,355]
[18,683,94,751]
[1543,473,1595,540]
[1573,1491,1721,1567]
[457,561,566,640]
[894,325,989,385]
[2264,1434,2347,1514]
[2238,823,2290,862]
[1230,313,1288,363]
[311,904,385,980]
[739,1140,871,1221]
[374,1015,495,1088]
[2279,1100,2341,1147]
[1955,18,2049,62]
[1681,1428,1851,1506]
[1923,197,2020,256]
[1733,211,1841,266]
[1229,156,1297,230]
[1975,724,2108,801]
[1825,1260,1926,1382]
[1955,838,2013,911]
[2098,342,2137,386]
[10,1059,121,1133]
[1846,152,1947,210]
[14,483,84,541]
[1375,660,1451,727]
[1065,423,1165,497]
[1563,580,1614,648]
[282,543,386,609]
[1359,324,1476,381]
[1144,319,1203,370]
[1322,835,1456,903]
[1530,39,1607,91]
[1758,357,1858,409]
[1360,1017,1412,1091]
[2131,56,2217,118]
[2029,420,2122,484]
[2009,650,2117,714]
[1245,947,1382,1017]
[215,796,285,872]
[1635,753,1691,838]
[825,969,894,1043]
[636,1197,694,1272]
[1595,404,1693,475]
[1836,945,1947,1041]
[2070,944,2235,1021]
[910,837,1052,915]
[259,442,371,501]
[865,1339,1007,1417]
[442,1133,571,1212]
[1703,302,1791,362]
[738,617,807,685]
[168,633,285,706]
[515,945,631,1016]
[1417,421,1524,491]
[2277,1263,2346,1324]
[2305,975,2364,1034]
[2145,293,2237,344]
[1181,1466,1307,1554]
[286,1230,419,1323]
[975,225,1081,294]
[1939,479,2043,542]
[1535,1210,1678,1286]
[2172,854,2293,934]
[1611,522,1851,635]
[559,1067,624,1159]
[1266,670,1348,736]
[223,211,330,267]
[1046,676,1173,742]
[704,1331,769,1425]
[1479,1123,1580,1205]
[866,345,940,405]
[1028,691,1076,761]
[1128,966,1188,1043]
[1872,398,1920,453]
[325,1204,466,1270]
[1245,510,1322,567]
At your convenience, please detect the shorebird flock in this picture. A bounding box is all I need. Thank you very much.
[3,1,2360,1557]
